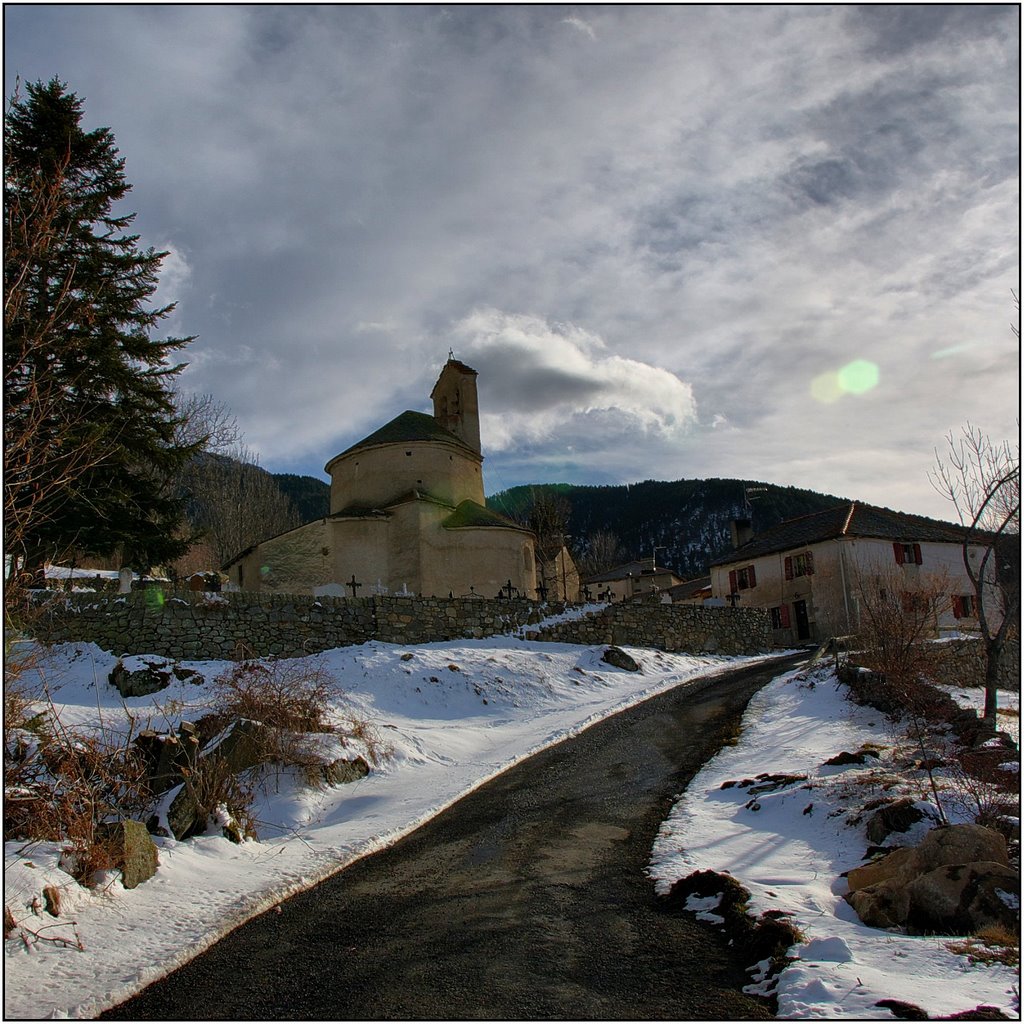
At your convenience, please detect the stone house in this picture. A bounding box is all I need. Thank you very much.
[709,502,1006,646]
[224,359,538,598]
[583,558,683,602]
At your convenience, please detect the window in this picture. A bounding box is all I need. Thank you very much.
[784,551,815,579]
[728,564,757,591]
[952,594,976,619]
[770,605,791,629]
[893,542,923,566]
[901,591,929,613]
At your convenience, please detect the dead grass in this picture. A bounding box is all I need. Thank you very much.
[947,925,1020,967]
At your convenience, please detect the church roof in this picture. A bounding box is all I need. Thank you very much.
[443,500,531,532]
[331,410,477,464]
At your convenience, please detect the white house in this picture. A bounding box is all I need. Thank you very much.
[709,502,1005,646]
[582,558,683,603]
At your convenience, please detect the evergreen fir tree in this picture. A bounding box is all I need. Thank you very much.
[4,78,199,578]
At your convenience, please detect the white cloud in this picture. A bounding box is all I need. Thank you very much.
[452,309,697,451]
[561,16,596,41]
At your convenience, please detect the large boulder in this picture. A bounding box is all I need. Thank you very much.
[844,824,1015,935]
[905,861,1019,935]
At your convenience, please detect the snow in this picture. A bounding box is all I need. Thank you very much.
[6,640,1018,1020]
[649,663,1019,1020]
[5,636,764,1020]
[936,681,1020,748]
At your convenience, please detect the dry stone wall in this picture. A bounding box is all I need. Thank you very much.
[31,591,772,660]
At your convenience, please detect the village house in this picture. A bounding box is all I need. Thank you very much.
[582,558,683,602]
[709,502,1006,646]
[535,542,581,602]
[224,359,538,598]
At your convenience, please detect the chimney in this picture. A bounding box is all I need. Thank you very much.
[730,518,754,549]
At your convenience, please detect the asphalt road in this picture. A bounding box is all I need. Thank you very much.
[102,652,807,1021]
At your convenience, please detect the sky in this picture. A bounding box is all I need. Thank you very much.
[5,4,1020,520]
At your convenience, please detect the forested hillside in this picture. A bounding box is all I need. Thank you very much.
[270,471,849,581]
[487,478,850,580]
[273,473,331,523]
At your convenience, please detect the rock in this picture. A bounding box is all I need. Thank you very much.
[915,824,1009,870]
[845,876,911,929]
[847,847,918,892]
[109,659,172,697]
[42,885,61,917]
[601,646,641,672]
[96,820,159,889]
[206,719,275,775]
[824,749,878,766]
[318,756,370,786]
[845,825,1014,934]
[875,999,929,1020]
[905,861,1019,935]
[865,798,927,844]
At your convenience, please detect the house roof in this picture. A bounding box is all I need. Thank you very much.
[443,500,531,532]
[709,501,978,566]
[328,410,478,467]
[583,560,678,584]
[664,576,712,599]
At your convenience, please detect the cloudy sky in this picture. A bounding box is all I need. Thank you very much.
[6,5,1019,520]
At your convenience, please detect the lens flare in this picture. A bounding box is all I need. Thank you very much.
[260,565,271,577]
[144,587,165,609]
[836,359,879,395]
[810,371,843,404]
[811,359,880,404]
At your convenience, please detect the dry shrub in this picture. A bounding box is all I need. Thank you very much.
[338,712,393,767]
[177,756,257,842]
[211,660,334,734]
[4,692,151,881]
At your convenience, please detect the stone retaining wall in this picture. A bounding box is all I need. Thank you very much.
[30,591,772,660]
[927,634,1020,690]
[530,602,771,655]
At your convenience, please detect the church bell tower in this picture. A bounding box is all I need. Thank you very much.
[431,356,481,455]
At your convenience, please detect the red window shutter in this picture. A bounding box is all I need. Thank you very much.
[805,551,814,575]
[729,570,737,593]
[780,604,791,628]
[952,595,963,619]
[913,543,923,565]
[893,542,904,565]
[784,556,793,580]
[748,565,757,587]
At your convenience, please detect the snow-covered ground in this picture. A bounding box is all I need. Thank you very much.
[650,662,1020,1019]
[6,638,1018,1020]
[4,636,765,1020]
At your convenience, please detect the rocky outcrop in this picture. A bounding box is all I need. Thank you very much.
[845,824,1017,934]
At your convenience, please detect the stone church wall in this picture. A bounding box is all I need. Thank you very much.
[30,591,772,661]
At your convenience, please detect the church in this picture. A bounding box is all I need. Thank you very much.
[224,359,539,598]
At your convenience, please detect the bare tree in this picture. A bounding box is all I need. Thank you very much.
[181,445,301,569]
[931,423,1020,724]
[577,529,628,578]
